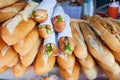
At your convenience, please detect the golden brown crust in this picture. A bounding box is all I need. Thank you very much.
[71,21,88,60]
[57,54,75,69]
[80,22,115,67]
[97,60,120,76]
[0,1,27,23]
[52,15,66,32]
[14,28,39,56]
[0,47,18,67]
[78,54,94,70]
[0,0,20,9]
[2,19,36,45]
[58,37,75,54]
[0,66,8,73]
[0,27,6,51]
[89,15,120,54]
[32,9,48,23]
[12,62,28,77]
[21,38,42,67]
[34,47,56,74]
[6,53,19,67]
[82,65,97,80]
[59,62,80,80]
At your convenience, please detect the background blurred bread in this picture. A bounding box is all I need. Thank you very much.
[0,1,27,23]
[0,0,20,9]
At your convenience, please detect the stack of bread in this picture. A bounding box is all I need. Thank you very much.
[1,0,120,80]
[0,0,27,23]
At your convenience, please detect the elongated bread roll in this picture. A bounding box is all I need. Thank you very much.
[0,46,18,67]
[34,47,56,74]
[21,38,42,67]
[103,69,120,80]
[57,54,75,70]
[89,15,120,54]
[0,0,20,9]
[97,60,120,76]
[80,22,115,67]
[71,21,88,60]
[14,28,39,56]
[0,27,6,51]
[78,54,94,70]
[2,19,36,45]
[6,53,19,67]
[0,1,27,23]
[12,62,28,77]
[82,64,97,80]
[0,66,8,73]
[59,62,80,80]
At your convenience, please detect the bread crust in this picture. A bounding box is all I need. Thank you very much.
[0,0,20,9]
[34,47,56,74]
[59,62,80,80]
[71,21,88,60]
[0,1,27,23]
[14,28,39,56]
[2,19,36,45]
[80,22,115,67]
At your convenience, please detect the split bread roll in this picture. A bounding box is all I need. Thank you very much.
[0,1,27,23]
[59,62,80,80]
[78,54,94,70]
[2,19,36,45]
[0,66,8,73]
[89,15,120,54]
[0,46,18,67]
[14,28,39,56]
[82,64,97,80]
[12,62,28,77]
[0,27,6,50]
[57,54,75,70]
[0,0,20,9]
[71,21,88,60]
[34,47,56,74]
[80,22,115,67]
[21,38,42,67]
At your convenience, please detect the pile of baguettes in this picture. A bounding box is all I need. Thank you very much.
[0,1,120,80]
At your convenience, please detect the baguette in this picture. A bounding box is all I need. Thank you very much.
[12,62,28,77]
[80,22,115,67]
[89,15,120,54]
[0,46,18,67]
[34,47,56,74]
[21,38,42,67]
[59,62,80,80]
[0,66,8,73]
[2,19,36,45]
[82,64,97,80]
[97,60,120,76]
[78,54,94,70]
[57,54,75,70]
[71,21,88,60]
[0,0,20,9]
[14,28,39,56]
[0,1,27,23]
